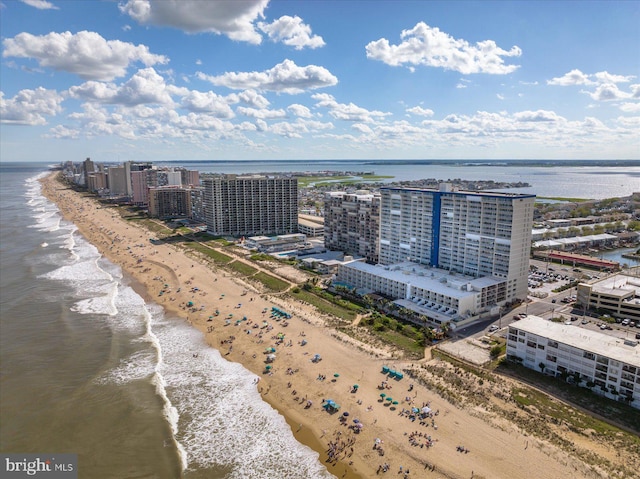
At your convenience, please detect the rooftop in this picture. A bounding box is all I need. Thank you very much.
[512,316,640,367]
[341,261,503,298]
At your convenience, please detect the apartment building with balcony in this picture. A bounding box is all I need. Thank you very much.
[202,175,298,236]
[324,191,380,264]
[336,185,534,323]
[507,315,640,409]
[148,186,192,219]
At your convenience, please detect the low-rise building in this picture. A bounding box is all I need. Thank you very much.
[298,214,324,237]
[506,316,640,409]
[576,268,640,321]
[244,233,307,253]
[336,261,504,326]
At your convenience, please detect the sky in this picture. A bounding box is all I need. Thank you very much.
[1,0,639,163]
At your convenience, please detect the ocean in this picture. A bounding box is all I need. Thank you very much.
[0,163,334,479]
[0,160,638,478]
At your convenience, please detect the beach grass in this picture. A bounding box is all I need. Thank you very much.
[183,242,233,264]
[227,260,259,276]
[369,328,424,357]
[289,289,358,322]
[253,271,289,292]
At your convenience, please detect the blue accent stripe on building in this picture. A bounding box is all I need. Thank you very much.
[431,192,441,266]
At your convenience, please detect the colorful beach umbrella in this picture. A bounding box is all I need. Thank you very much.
[334,373,340,378]
[353,384,359,389]
[380,393,386,398]
[386,397,393,402]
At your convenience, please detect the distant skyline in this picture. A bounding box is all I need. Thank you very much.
[1,0,639,163]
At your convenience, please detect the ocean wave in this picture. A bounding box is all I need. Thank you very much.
[152,315,332,479]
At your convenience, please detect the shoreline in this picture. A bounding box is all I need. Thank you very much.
[39,171,628,479]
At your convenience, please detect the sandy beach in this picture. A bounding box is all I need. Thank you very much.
[40,172,634,479]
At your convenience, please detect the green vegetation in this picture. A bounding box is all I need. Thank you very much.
[183,242,233,264]
[372,328,424,357]
[227,260,258,276]
[132,218,173,235]
[289,288,358,321]
[535,197,591,203]
[253,272,289,292]
[500,361,640,434]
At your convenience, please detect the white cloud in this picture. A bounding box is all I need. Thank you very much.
[514,110,561,122]
[258,15,325,50]
[352,123,373,134]
[20,0,58,9]
[236,106,286,119]
[2,31,167,81]
[268,118,333,138]
[45,124,79,139]
[365,22,521,74]
[548,69,635,87]
[496,93,505,100]
[619,102,640,113]
[119,0,267,43]
[312,93,390,122]
[236,89,270,108]
[287,103,312,118]
[585,83,632,101]
[181,90,234,117]
[406,106,434,117]
[547,69,593,86]
[68,68,174,106]
[1,87,63,125]
[197,59,338,94]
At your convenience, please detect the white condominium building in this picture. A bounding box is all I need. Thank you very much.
[202,175,298,236]
[507,316,640,409]
[379,184,534,303]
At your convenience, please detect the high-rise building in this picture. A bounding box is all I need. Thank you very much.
[148,186,192,219]
[336,185,535,324]
[202,175,298,236]
[107,162,132,198]
[379,184,534,302]
[324,190,380,263]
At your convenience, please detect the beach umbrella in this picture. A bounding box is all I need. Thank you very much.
[353,384,359,389]
[334,373,340,378]
[356,423,363,429]
[353,419,359,423]
[386,397,393,402]
[392,401,399,405]
[380,393,386,398]
[265,365,272,370]
[343,412,350,417]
